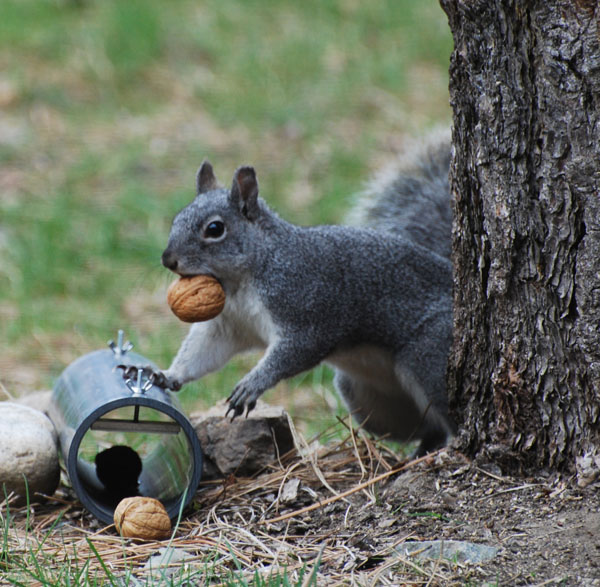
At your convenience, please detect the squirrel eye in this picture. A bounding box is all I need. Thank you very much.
[204,220,225,239]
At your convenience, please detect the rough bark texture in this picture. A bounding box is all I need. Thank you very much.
[440,0,600,471]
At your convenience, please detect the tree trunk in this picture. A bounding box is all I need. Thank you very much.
[440,0,600,471]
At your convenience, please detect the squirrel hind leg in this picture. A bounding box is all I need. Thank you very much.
[412,425,451,458]
[333,369,440,446]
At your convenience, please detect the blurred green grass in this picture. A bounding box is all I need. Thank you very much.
[0,0,451,435]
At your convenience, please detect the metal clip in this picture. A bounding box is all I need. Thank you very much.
[124,368,153,396]
[108,330,134,357]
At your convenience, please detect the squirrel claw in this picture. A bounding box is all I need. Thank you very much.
[116,365,181,391]
[116,364,138,381]
[245,401,256,418]
[226,402,243,421]
[226,386,257,421]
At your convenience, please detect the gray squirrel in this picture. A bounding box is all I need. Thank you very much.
[157,133,454,454]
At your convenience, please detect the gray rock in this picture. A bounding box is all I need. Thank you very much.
[190,400,295,478]
[0,402,60,503]
[114,577,144,587]
[143,547,193,577]
[15,390,53,415]
[281,478,301,503]
[400,540,499,564]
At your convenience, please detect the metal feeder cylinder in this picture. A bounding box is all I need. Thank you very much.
[48,331,202,525]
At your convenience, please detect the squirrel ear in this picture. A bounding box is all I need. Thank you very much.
[231,166,260,220]
[196,161,218,194]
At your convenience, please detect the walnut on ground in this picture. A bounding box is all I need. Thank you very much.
[113,496,171,541]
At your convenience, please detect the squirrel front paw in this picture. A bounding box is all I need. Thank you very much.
[151,370,182,391]
[226,382,259,419]
[116,365,182,391]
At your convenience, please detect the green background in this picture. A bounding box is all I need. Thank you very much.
[0,0,452,437]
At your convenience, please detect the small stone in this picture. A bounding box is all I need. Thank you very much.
[143,547,193,576]
[400,540,499,564]
[378,517,396,529]
[576,449,600,487]
[15,390,53,415]
[281,478,301,503]
[0,402,60,504]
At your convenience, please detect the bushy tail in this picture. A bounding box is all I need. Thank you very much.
[348,129,452,260]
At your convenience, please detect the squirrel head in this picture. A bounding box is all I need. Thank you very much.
[161,161,266,285]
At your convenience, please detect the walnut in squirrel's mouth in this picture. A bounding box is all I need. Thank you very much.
[166,274,226,322]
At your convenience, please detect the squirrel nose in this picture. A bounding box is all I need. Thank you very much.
[162,248,179,271]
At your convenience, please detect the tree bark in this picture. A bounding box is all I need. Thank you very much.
[440,0,600,471]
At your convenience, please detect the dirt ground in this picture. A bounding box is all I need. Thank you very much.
[283,446,600,585]
[5,428,600,586]
[202,442,600,586]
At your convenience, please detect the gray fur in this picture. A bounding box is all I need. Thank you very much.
[349,129,452,260]
[161,135,454,453]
